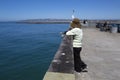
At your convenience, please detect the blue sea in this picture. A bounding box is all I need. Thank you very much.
[0,22,69,80]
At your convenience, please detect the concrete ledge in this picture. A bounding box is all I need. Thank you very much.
[47,36,74,73]
[43,35,74,80]
[43,72,75,80]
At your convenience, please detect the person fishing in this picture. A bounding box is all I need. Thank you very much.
[66,18,87,72]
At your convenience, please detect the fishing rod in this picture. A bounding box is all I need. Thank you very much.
[72,9,75,19]
[60,10,75,37]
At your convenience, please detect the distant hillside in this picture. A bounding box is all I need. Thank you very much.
[17,19,120,24]
[18,19,72,24]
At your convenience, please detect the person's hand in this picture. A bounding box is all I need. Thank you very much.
[68,27,72,30]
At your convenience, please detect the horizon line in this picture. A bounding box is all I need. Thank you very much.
[0,18,120,22]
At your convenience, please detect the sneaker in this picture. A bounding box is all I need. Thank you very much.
[81,66,88,72]
[81,68,88,72]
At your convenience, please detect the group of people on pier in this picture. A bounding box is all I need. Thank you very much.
[96,21,109,31]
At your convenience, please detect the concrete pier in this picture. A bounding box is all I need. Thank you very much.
[43,26,120,80]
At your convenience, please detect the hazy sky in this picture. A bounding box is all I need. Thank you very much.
[0,0,120,21]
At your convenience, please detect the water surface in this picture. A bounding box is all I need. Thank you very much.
[0,22,69,80]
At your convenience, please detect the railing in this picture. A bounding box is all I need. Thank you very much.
[43,35,74,80]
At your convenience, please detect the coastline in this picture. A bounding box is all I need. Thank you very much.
[17,21,70,24]
[1,19,120,24]
[17,19,120,24]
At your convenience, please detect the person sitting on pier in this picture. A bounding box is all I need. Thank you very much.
[103,21,109,31]
[66,18,87,72]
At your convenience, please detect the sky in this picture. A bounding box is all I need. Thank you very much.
[0,0,120,21]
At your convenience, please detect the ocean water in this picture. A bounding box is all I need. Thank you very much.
[0,22,69,80]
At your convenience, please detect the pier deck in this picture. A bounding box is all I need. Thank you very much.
[80,27,120,80]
